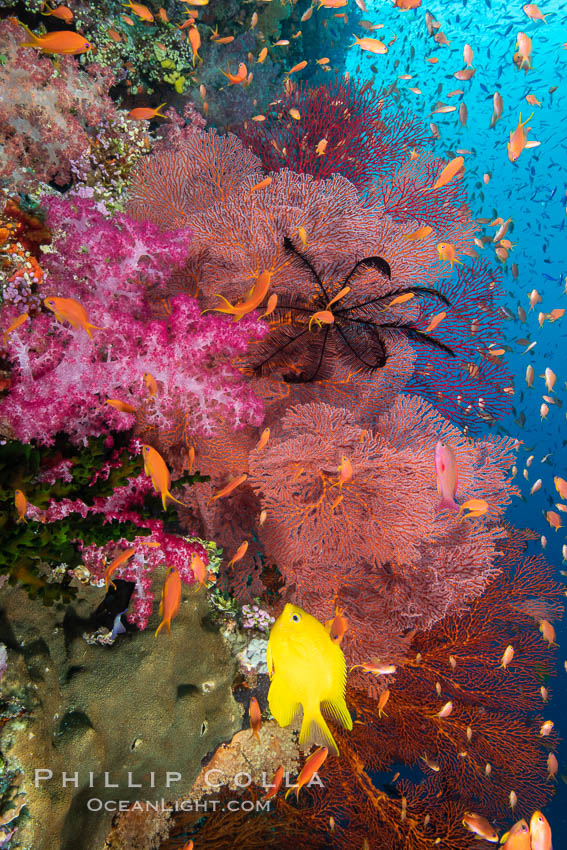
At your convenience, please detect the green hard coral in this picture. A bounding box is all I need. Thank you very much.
[0,434,148,605]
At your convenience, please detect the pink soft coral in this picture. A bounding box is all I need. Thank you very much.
[0,196,266,449]
[0,19,116,191]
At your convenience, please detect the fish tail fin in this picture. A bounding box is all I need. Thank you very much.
[207,294,237,315]
[299,706,339,756]
[18,22,41,46]
[85,322,105,338]
[154,619,165,638]
[154,103,168,119]
[437,497,458,512]
[165,489,189,509]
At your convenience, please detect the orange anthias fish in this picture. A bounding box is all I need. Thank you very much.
[188,24,201,64]
[458,498,489,520]
[106,399,137,414]
[285,747,328,800]
[507,112,534,162]
[539,619,556,646]
[15,489,27,523]
[530,811,553,850]
[523,3,548,23]
[249,696,261,741]
[255,428,270,451]
[334,456,353,490]
[209,473,248,503]
[350,35,388,54]
[128,103,168,120]
[403,225,433,241]
[205,271,272,320]
[500,819,530,850]
[3,313,29,345]
[221,62,248,85]
[142,444,189,510]
[250,176,272,194]
[378,688,390,717]
[19,23,92,54]
[44,296,103,337]
[432,155,464,190]
[425,311,446,332]
[122,1,154,22]
[555,477,567,500]
[325,611,348,645]
[394,0,422,8]
[462,812,499,842]
[144,372,158,397]
[227,540,248,567]
[437,242,462,269]
[41,4,74,23]
[155,567,182,637]
[516,32,533,70]
[104,547,136,590]
[264,765,284,800]
[190,553,207,587]
[434,440,458,511]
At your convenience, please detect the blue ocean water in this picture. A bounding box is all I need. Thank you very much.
[348,0,567,832]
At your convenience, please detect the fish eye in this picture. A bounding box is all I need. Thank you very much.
[291,612,301,623]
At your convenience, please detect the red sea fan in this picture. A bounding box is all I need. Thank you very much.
[368,150,469,232]
[159,548,561,850]
[236,77,427,192]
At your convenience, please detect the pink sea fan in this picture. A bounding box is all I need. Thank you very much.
[127,128,263,228]
[246,396,519,669]
[0,19,116,191]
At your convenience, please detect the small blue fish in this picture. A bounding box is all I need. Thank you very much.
[110,610,128,641]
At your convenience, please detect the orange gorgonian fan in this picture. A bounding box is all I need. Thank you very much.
[158,539,561,850]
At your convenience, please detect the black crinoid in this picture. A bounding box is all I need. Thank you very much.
[246,236,456,384]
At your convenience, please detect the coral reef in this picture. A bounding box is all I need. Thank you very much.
[0,19,116,192]
[126,116,513,620]
[158,535,562,849]
[0,6,558,843]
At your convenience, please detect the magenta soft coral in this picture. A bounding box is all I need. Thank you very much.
[0,19,116,191]
[27,459,209,631]
[0,196,266,448]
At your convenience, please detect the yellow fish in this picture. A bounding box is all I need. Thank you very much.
[266,603,353,755]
